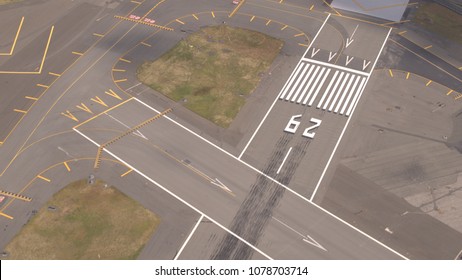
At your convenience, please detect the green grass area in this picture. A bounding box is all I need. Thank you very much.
[4,180,159,260]
[413,3,462,44]
[137,25,284,127]
[0,0,22,5]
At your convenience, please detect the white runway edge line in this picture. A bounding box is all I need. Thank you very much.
[73,127,273,260]
[131,98,408,259]
[174,215,204,260]
[238,13,332,160]
[309,27,393,202]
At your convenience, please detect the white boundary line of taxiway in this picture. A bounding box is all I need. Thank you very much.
[237,13,331,160]
[309,27,392,202]
[131,97,408,259]
[174,215,204,260]
[73,128,273,260]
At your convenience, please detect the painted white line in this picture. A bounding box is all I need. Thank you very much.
[455,248,462,260]
[297,65,320,104]
[273,217,326,251]
[105,112,147,140]
[89,96,408,259]
[174,215,203,260]
[238,13,331,160]
[302,57,370,77]
[345,77,367,116]
[291,64,314,102]
[279,63,305,100]
[339,75,361,115]
[334,74,355,113]
[125,82,142,92]
[307,68,331,106]
[310,27,392,201]
[302,66,324,105]
[73,127,273,260]
[328,72,350,112]
[316,70,338,109]
[286,64,309,101]
[276,147,292,174]
[322,71,344,110]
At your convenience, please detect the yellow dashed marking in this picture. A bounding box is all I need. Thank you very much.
[298,43,309,47]
[36,84,49,89]
[250,15,255,22]
[456,94,462,100]
[121,169,133,177]
[266,20,272,26]
[406,72,410,80]
[63,162,71,172]
[93,33,104,37]
[91,96,108,107]
[281,25,288,30]
[388,69,393,77]
[48,72,61,77]
[61,111,79,122]
[25,96,38,101]
[424,45,432,50]
[294,33,304,37]
[398,30,407,35]
[37,175,51,182]
[211,11,215,18]
[14,109,27,114]
[131,0,142,4]
[310,4,314,10]
[0,212,13,220]
[72,51,83,56]
[112,68,126,72]
[119,58,131,63]
[193,14,198,20]
[426,80,432,86]
[141,41,151,47]
[176,19,185,25]
[447,89,454,96]
[114,78,128,83]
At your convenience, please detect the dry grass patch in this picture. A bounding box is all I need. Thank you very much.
[4,180,159,260]
[137,25,283,127]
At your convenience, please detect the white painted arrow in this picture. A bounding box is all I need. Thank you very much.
[311,48,320,58]
[328,51,337,62]
[106,112,148,140]
[273,217,327,252]
[346,25,358,48]
[346,56,354,66]
[362,60,371,71]
[211,178,233,194]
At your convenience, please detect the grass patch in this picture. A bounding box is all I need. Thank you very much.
[413,2,462,44]
[137,25,284,127]
[0,0,23,5]
[4,180,159,260]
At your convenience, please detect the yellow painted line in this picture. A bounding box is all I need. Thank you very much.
[281,25,288,30]
[192,14,198,20]
[406,72,410,80]
[74,97,134,129]
[266,19,271,26]
[229,0,245,18]
[76,103,93,114]
[250,15,255,22]
[48,71,61,77]
[72,51,83,56]
[37,84,49,89]
[114,78,128,83]
[176,19,185,25]
[310,4,314,10]
[294,33,304,37]
[426,80,432,86]
[121,169,133,177]
[447,89,454,96]
[424,45,432,50]
[112,68,126,72]
[398,30,407,35]
[458,66,462,70]
[37,26,54,74]
[141,0,165,20]
[131,0,142,4]
[91,96,108,107]
[25,96,38,101]
[298,43,309,47]
[211,11,215,18]
[456,94,462,100]
[106,89,123,100]
[388,69,393,77]
[322,0,341,16]
[0,212,13,220]
[37,175,51,182]
[14,109,27,114]
[0,17,24,56]
[119,58,131,63]
[61,111,79,122]
[63,161,71,172]
[279,0,283,3]
[93,33,104,37]
[140,41,151,47]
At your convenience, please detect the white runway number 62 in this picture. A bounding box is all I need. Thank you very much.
[284,115,322,139]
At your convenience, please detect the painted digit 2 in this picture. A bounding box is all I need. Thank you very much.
[284,115,322,139]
